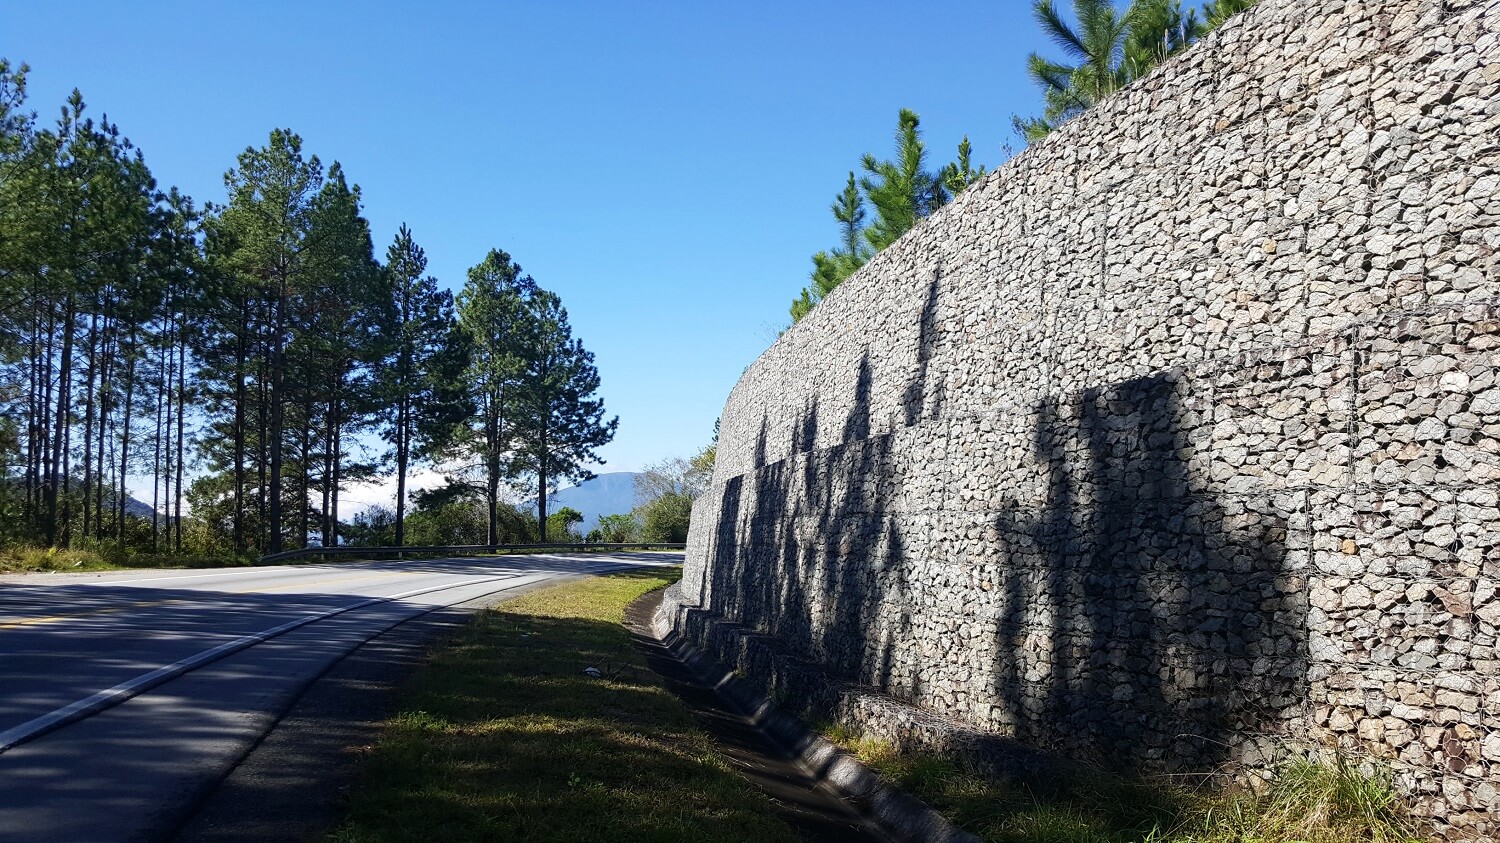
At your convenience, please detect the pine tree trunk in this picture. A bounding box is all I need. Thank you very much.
[330,423,340,549]
[257,359,268,548]
[232,312,246,553]
[25,297,44,529]
[537,472,547,542]
[394,397,408,547]
[322,399,334,547]
[299,406,311,550]
[152,333,166,551]
[486,391,500,546]
[96,315,114,542]
[36,303,54,539]
[81,310,98,541]
[268,308,284,555]
[118,343,137,542]
[174,335,186,553]
[536,423,549,541]
[47,295,75,547]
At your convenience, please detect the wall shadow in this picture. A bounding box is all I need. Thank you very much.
[990,373,1307,772]
[703,351,907,697]
[695,314,1306,776]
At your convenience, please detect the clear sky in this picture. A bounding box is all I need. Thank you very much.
[7,0,1057,503]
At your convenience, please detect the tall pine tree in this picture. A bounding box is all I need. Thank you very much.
[791,110,950,324]
[860,109,947,253]
[454,248,536,545]
[207,129,322,553]
[298,162,385,548]
[378,225,471,547]
[510,290,617,540]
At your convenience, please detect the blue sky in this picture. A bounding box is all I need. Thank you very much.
[8,0,1057,496]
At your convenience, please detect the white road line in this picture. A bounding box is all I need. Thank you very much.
[0,556,671,754]
[0,572,527,754]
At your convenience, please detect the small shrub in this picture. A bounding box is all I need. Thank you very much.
[0,545,112,572]
[817,723,1423,843]
[1182,755,1418,843]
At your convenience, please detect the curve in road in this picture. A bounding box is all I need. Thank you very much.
[0,552,680,842]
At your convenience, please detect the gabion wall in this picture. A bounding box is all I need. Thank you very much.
[666,0,1498,836]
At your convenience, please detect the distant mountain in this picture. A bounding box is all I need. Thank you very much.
[20,476,161,520]
[123,494,158,519]
[539,472,639,532]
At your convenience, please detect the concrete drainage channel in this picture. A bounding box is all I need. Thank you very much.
[625,589,977,843]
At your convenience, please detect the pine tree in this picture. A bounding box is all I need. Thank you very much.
[510,289,617,540]
[1016,0,1257,143]
[208,129,323,553]
[791,172,869,322]
[1204,0,1256,28]
[141,188,201,552]
[378,225,471,547]
[1124,0,1202,78]
[454,248,537,545]
[939,135,987,195]
[0,59,36,541]
[860,109,948,253]
[1017,0,1134,143]
[791,112,969,324]
[298,162,385,548]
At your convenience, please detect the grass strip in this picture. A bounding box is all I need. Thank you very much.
[330,569,802,843]
[0,545,254,574]
[824,724,1423,843]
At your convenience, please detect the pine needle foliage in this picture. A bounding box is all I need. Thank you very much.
[791,110,982,324]
[860,108,949,253]
[0,58,618,560]
[1015,0,1260,143]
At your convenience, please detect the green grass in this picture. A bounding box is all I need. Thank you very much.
[330,568,802,843]
[821,725,1423,843]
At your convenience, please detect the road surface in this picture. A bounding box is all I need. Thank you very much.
[0,552,679,842]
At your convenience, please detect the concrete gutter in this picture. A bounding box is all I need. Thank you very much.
[646,599,980,843]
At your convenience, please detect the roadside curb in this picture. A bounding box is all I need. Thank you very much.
[632,590,979,843]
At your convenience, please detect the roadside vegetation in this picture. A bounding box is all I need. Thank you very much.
[0,544,256,574]
[580,444,716,545]
[0,58,624,567]
[824,724,1422,843]
[331,569,802,842]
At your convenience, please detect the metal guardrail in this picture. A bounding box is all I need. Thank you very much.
[258,542,687,565]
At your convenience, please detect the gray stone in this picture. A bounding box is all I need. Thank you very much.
[665,1,1500,838]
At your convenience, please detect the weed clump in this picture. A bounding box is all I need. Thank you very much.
[821,726,1423,843]
[1180,755,1417,843]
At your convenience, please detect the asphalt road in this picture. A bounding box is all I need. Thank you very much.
[0,552,680,842]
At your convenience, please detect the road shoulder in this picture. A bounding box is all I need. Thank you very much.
[172,576,579,843]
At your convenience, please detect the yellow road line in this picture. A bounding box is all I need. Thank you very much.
[0,599,185,630]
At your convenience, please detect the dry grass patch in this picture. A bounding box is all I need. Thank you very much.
[0,544,254,573]
[821,724,1423,843]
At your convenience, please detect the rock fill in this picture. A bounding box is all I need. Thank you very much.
[666,0,1499,838]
